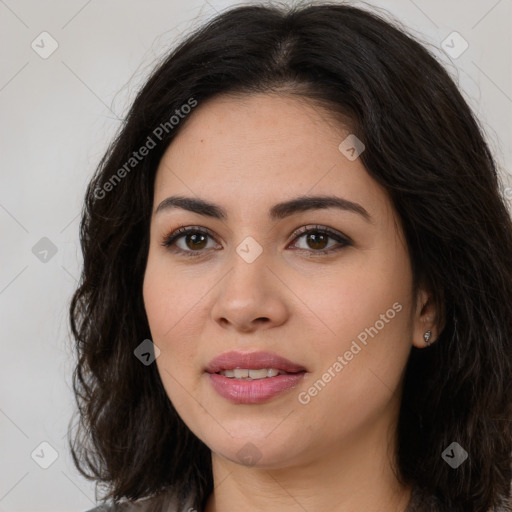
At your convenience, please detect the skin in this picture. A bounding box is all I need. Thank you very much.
[142,92,439,512]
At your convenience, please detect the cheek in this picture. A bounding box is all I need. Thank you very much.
[142,254,207,393]
[143,271,172,342]
[143,251,202,340]
[143,275,197,414]
[293,251,412,350]
[295,291,411,443]
[294,248,413,403]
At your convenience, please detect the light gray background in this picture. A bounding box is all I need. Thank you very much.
[1,1,511,511]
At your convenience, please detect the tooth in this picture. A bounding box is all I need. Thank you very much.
[248,369,269,379]
[218,368,287,378]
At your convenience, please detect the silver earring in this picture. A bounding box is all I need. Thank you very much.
[423,330,432,344]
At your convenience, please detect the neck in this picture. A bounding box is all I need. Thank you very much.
[203,409,413,512]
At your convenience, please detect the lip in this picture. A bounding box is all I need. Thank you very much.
[204,350,307,374]
[205,351,307,404]
[207,372,306,404]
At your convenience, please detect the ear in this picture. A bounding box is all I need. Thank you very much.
[412,287,442,349]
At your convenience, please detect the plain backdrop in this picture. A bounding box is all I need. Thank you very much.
[1,0,511,511]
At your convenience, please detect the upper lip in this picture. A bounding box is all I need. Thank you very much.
[205,351,307,374]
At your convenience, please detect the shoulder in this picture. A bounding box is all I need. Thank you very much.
[83,490,197,512]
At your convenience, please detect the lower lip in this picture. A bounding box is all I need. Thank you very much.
[207,372,306,404]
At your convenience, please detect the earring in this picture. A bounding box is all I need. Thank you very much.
[423,330,432,344]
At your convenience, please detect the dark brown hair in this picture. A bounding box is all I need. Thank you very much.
[68,2,512,511]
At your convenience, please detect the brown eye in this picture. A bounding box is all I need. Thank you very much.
[289,225,351,255]
[161,226,219,257]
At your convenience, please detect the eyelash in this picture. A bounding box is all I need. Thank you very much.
[160,224,352,258]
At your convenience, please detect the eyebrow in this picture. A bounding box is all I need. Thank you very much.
[154,194,372,223]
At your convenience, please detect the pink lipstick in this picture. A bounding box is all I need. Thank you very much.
[205,351,307,404]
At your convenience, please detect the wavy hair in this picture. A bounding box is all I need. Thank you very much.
[68,2,512,511]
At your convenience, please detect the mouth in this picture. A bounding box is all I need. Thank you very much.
[204,350,307,404]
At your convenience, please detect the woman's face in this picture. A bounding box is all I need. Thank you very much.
[143,93,426,469]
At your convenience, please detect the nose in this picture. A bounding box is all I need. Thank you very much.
[210,247,289,333]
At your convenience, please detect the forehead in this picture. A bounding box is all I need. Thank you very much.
[152,93,389,221]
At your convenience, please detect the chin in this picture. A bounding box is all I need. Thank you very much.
[203,426,308,469]
[215,442,296,468]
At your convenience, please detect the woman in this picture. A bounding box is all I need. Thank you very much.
[69,2,512,511]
